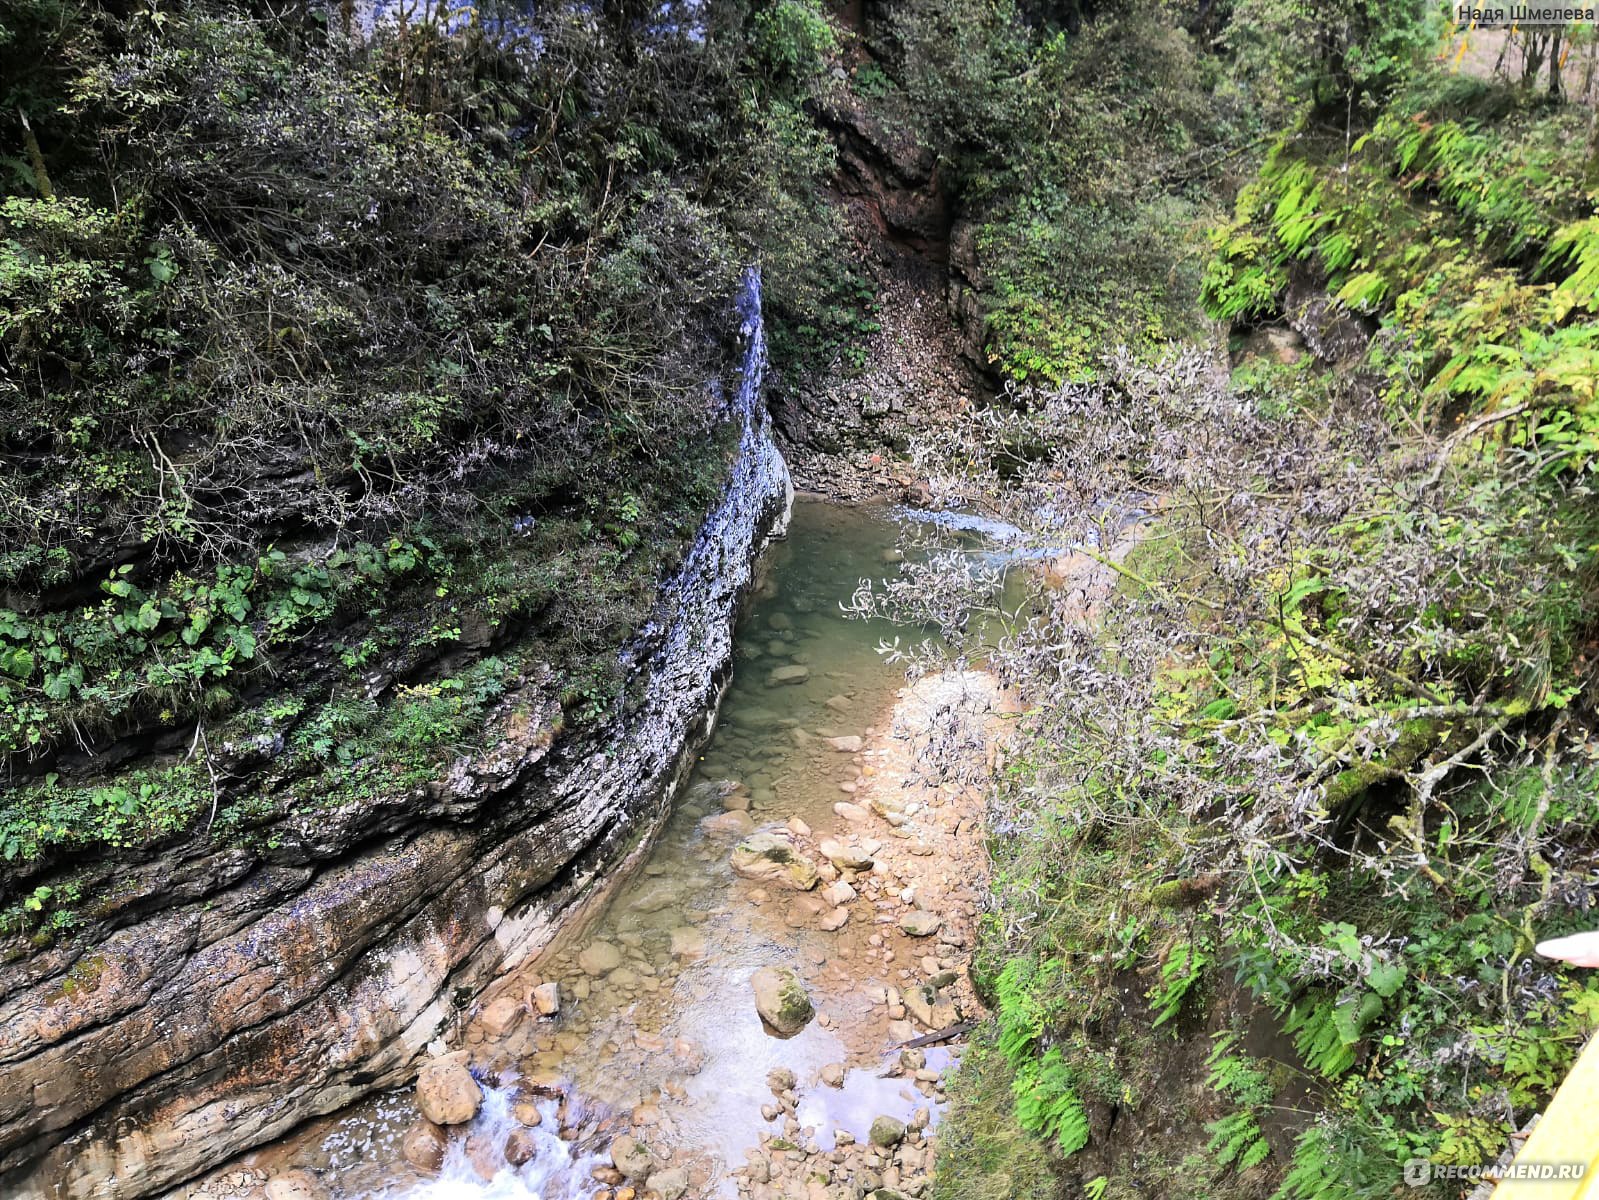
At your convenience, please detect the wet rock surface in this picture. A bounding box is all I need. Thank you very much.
[731,832,823,891]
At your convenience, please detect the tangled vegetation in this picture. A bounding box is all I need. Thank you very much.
[833,7,1599,1199]
[0,0,857,936]
[5,0,1599,1194]
[919,338,1596,1198]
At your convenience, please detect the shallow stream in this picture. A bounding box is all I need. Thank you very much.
[214,500,977,1200]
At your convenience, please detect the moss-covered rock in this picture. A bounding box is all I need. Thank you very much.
[751,965,815,1035]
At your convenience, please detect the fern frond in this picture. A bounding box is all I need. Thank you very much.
[1274,1126,1352,1200]
[1284,993,1358,1078]
[1012,1047,1090,1156]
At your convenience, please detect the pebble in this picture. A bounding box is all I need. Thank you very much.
[899,911,943,937]
[578,942,623,975]
[532,981,561,1015]
[821,881,857,907]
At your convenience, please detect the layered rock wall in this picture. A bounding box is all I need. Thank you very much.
[0,273,792,1200]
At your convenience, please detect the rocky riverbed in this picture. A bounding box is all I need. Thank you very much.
[182,504,1012,1200]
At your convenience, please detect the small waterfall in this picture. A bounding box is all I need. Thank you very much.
[384,1086,602,1200]
[613,264,791,672]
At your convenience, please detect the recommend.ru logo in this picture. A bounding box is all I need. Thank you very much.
[1405,1160,1590,1187]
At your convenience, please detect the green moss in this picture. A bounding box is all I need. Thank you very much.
[55,951,108,1000]
[1319,718,1439,811]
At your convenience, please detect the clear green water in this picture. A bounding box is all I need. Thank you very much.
[512,500,921,1173]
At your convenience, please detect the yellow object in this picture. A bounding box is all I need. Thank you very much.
[1493,1032,1599,1199]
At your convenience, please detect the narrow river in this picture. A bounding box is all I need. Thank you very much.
[205,499,993,1200]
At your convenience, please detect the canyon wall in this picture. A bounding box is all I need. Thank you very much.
[0,274,792,1200]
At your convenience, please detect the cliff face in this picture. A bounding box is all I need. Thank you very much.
[0,275,792,1200]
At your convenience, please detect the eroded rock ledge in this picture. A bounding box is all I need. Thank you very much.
[0,279,793,1200]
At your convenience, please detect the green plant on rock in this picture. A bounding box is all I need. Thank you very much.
[0,540,432,756]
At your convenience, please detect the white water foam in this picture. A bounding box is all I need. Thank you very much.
[380,1086,604,1200]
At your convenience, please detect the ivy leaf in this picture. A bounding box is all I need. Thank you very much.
[42,664,83,700]
[1333,990,1384,1046]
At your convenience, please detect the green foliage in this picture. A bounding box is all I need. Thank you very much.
[1208,1110,1271,1171]
[1148,935,1209,1028]
[1,762,212,865]
[1202,83,1599,473]
[889,0,1224,382]
[1011,1047,1090,1156]
[754,0,838,84]
[1204,1035,1273,1172]
[766,264,880,376]
[1274,1127,1348,1200]
[888,0,1439,381]
[852,60,894,100]
[1219,0,1438,119]
[982,955,1104,1159]
[979,191,1197,384]
[1205,1035,1273,1107]
[0,542,430,756]
[935,54,1599,1200]
[0,0,860,930]
[932,1021,1060,1200]
[1283,992,1361,1079]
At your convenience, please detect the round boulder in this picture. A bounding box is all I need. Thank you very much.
[751,965,815,1036]
[869,1115,908,1147]
[415,1060,482,1126]
[400,1121,448,1173]
[609,1132,658,1181]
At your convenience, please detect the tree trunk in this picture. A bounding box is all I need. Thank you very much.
[1585,104,1599,192]
[1521,30,1548,90]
